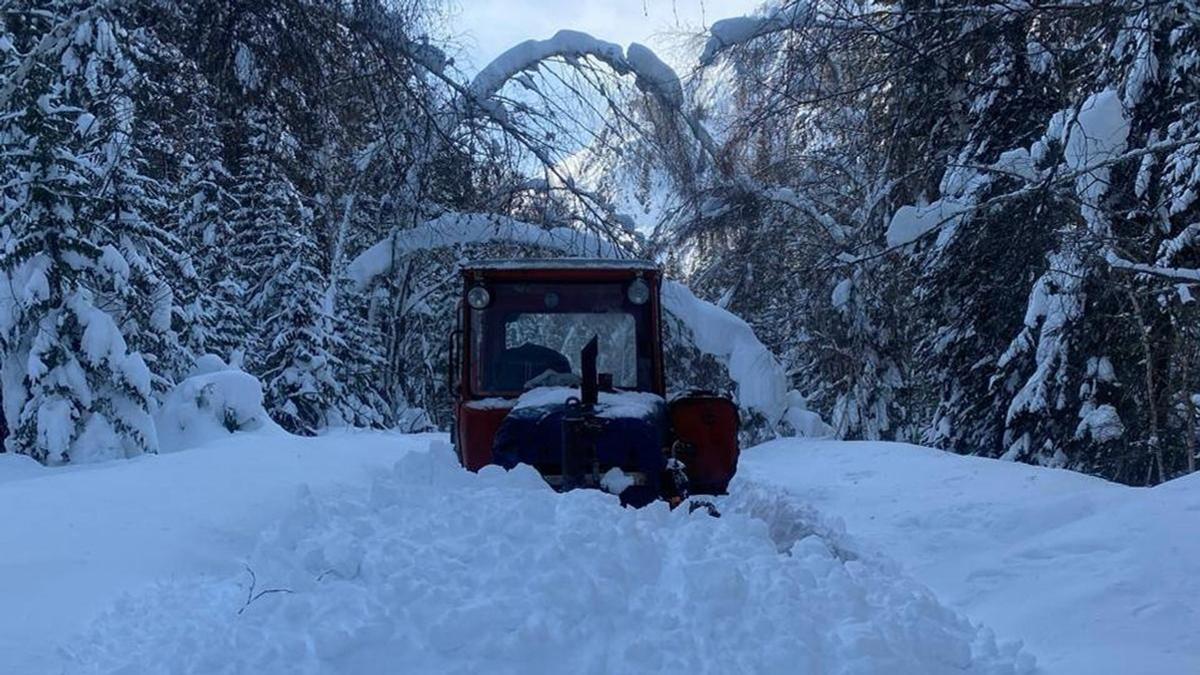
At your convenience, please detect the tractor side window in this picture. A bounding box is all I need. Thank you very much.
[505,313,638,388]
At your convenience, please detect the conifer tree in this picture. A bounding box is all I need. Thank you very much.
[0,2,160,461]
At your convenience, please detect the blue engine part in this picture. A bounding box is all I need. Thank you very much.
[492,395,669,507]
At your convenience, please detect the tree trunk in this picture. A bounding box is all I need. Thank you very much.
[1128,289,1165,485]
[1184,348,1197,475]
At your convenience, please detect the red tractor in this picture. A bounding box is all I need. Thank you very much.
[450,258,739,507]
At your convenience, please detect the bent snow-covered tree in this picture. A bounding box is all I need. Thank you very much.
[329,28,803,430]
[348,212,796,428]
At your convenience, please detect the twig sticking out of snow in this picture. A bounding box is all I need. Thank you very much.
[238,565,293,616]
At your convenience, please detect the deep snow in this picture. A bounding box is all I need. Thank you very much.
[2,431,1035,674]
[740,439,1200,675]
[1,430,1192,673]
[0,430,438,674]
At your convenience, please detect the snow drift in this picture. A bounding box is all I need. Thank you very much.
[0,430,439,674]
[8,429,1191,674]
[740,439,1200,675]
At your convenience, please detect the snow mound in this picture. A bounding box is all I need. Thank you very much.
[189,352,232,377]
[154,369,282,453]
[782,390,834,438]
[66,443,1032,674]
[0,452,44,485]
[0,430,436,674]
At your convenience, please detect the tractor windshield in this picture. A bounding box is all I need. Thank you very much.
[469,280,657,396]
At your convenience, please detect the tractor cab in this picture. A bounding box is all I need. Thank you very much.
[450,259,739,506]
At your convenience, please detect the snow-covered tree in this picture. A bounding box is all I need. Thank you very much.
[0,2,163,461]
[173,89,246,364]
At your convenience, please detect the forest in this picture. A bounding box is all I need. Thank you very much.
[2,0,1198,486]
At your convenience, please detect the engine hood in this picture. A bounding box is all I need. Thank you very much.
[491,387,669,504]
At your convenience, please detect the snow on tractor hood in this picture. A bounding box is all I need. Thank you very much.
[512,386,665,419]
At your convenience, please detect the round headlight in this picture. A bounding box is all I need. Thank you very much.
[627,278,650,305]
[467,285,491,309]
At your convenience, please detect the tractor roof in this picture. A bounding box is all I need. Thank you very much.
[460,258,660,273]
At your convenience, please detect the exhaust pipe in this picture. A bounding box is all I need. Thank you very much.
[581,335,598,407]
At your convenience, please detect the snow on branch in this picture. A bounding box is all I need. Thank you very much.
[660,282,788,424]
[885,88,1137,249]
[358,30,704,236]
[625,42,683,108]
[470,30,627,102]
[1106,254,1200,283]
[347,213,624,290]
[467,30,684,116]
[0,4,105,110]
[700,2,815,66]
[347,212,790,424]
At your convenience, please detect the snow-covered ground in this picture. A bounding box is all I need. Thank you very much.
[1,430,1193,673]
[0,430,438,674]
[740,440,1200,675]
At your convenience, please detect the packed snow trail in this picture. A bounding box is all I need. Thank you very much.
[2,435,1031,674]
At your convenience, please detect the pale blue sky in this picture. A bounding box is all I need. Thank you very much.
[450,0,762,73]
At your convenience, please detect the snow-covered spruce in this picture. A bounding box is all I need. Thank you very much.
[0,4,182,462]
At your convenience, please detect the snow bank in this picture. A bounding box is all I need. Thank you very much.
[154,367,282,453]
[740,439,1200,675]
[63,442,1031,674]
[0,430,437,674]
[0,452,44,485]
